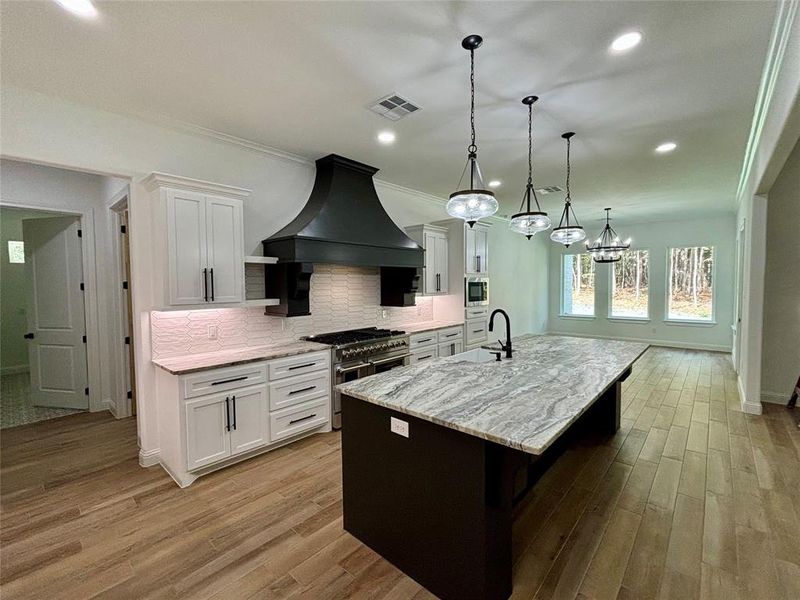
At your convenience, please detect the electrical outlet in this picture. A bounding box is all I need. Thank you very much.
[207,325,218,340]
[281,319,286,332]
[381,309,387,319]
[390,417,409,438]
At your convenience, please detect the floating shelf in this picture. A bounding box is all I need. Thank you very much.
[244,255,278,264]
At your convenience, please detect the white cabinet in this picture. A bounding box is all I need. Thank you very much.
[406,225,449,295]
[410,346,438,364]
[410,326,465,362]
[465,223,490,275]
[229,386,269,455]
[144,173,249,307]
[439,339,463,357]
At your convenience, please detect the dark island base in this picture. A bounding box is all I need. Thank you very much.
[341,369,628,600]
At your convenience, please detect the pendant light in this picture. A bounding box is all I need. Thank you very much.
[446,34,498,227]
[509,96,551,239]
[550,132,586,247]
[586,208,631,263]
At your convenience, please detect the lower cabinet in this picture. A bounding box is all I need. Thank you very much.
[410,346,438,364]
[229,386,270,455]
[439,339,463,357]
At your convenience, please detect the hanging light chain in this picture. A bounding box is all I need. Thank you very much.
[527,102,533,186]
[468,48,476,155]
[565,135,572,203]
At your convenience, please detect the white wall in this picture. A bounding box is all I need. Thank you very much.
[0,160,126,413]
[761,139,800,403]
[547,216,736,351]
[1,85,549,462]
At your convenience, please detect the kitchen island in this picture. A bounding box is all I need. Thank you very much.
[337,334,648,600]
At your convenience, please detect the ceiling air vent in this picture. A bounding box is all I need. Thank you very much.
[368,94,421,121]
[535,185,564,195]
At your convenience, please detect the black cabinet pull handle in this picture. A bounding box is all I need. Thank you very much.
[418,355,432,361]
[203,268,208,302]
[210,268,215,302]
[23,333,35,339]
[473,329,483,333]
[289,413,317,425]
[231,395,236,430]
[224,397,230,431]
[211,376,248,386]
[289,386,316,396]
[288,362,315,371]
[417,338,432,344]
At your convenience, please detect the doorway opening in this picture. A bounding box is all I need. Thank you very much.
[0,207,89,427]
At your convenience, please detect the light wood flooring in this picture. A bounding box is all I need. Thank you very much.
[1,347,798,599]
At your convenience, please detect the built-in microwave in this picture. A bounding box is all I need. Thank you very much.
[465,277,489,306]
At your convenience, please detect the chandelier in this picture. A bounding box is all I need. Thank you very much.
[586,208,631,262]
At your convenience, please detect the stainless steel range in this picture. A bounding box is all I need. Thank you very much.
[302,327,410,430]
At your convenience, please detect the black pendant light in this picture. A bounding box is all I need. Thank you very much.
[586,208,631,262]
[446,34,498,227]
[550,132,586,247]
[509,95,551,239]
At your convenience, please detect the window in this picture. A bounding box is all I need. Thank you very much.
[561,253,595,316]
[610,250,649,318]
[7,241,24,264]
[667,246,714,321]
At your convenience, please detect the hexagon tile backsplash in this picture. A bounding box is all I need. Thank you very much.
[150,264,435,359]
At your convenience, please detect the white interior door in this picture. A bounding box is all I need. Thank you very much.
[205,196,243,303]
[23,216,88,409]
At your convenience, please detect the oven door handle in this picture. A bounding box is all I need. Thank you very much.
[336,362,370,374]
[369,353,412,366]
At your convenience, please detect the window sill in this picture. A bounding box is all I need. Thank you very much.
[559,314,596,320]
[608,317,650,323]
[663,319,717,327]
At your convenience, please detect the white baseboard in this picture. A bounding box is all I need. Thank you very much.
[102,398,119,418]
[0,365,29,376]
[738,375,763,415]
[546,331,731,353]
[139,448,160,467]
[761,391,789,405]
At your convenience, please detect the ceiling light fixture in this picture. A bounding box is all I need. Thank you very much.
[53,0,98,18]
[509,96,551,240]
[586,208,631,263]
[550,132,586,247]
[488,180,502,188]
[655,141,677,153]
[610,31,642,53]
[377,131,396,144]
[446,34,498,228]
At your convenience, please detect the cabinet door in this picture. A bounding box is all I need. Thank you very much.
[475,227,489,274]
[410,347,438,364]
[229,386,269,455]
[166,189,208,305]
[438,340,463,357]
[465,226,477,274]
[434,233,448,294]
[423,231,437,294]
[206,196,243,303]
[185,394,231,470]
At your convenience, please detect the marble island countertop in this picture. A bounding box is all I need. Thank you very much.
[337,334,648,455]
[152,341,331,375]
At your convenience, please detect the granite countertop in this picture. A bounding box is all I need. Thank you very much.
[337,334,648,455]
[152,341,331,375]
[403,320,465,334]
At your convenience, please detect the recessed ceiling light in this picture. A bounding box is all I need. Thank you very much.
[488,180,502,188]
[655,141,677,154]
[610,31,642,53]
[53,0,98,18]
[377,131,396,145]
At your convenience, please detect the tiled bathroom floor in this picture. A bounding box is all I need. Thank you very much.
[0,372,84,429]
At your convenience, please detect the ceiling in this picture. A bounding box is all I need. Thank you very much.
[0,1,776,224]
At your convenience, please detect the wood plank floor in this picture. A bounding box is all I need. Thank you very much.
[1,347,798,599]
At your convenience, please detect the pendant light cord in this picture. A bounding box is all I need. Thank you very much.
[565,135,572,204]
[469,48,476,156]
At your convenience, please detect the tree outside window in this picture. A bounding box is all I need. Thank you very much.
[561,253,595,316]
[610,250,649,318]
[668,246,714,321]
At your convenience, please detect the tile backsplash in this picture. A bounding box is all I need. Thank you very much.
[151,263,435,359]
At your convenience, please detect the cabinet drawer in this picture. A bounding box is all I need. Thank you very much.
[268,351,330,381]
[410,347,438,364]
[269,371,329,411]
[466,319,488,346]
[409,331,438,350]
[270,397,329,442]
[182,363,266,399]
[465,307,489,320]
[438,340,463,357]
[437,326,463,343]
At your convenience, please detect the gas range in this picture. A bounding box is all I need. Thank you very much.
[302,327,411,430]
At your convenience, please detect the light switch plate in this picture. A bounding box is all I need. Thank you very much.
[207,325,218,340]
[390,417,409,438]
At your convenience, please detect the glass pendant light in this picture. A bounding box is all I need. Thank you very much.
[586,208,631,263]
[509,95,551,239]
[446,34,498,227]
[550,132,586,247]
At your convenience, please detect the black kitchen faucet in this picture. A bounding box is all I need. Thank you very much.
[489,309,513,359]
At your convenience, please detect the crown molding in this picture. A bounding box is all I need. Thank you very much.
[141,172,251,198]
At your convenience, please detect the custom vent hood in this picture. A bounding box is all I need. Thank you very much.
[262,154,423,317]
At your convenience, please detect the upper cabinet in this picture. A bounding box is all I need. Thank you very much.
[144,173,250,307]
[406,224,449,295]
[465,222,490,275]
